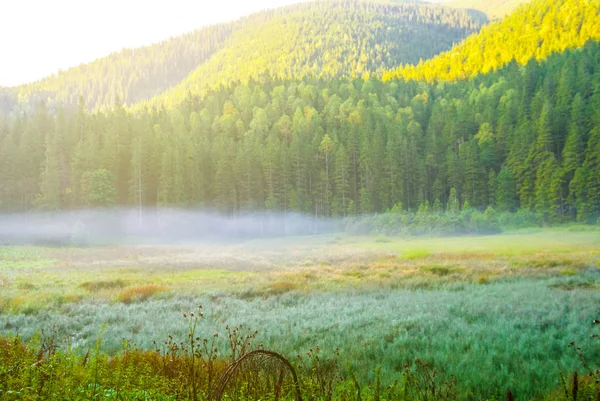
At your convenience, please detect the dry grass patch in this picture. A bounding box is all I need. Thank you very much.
[265,280,300,295]
[118,284,167,304]
[510,254,589,269]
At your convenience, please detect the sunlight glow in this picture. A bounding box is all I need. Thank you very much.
[0,0,311,87]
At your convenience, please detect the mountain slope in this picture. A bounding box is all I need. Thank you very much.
[383,0,600,82]
[141,0,486,108]
[444,0,532,19]
[0,0,485,114]
[2,23,237,113]
[1,7,327,114]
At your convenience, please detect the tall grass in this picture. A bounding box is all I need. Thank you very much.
[1,275,599,399]
[1,230,599,399]
[1,306,598,400]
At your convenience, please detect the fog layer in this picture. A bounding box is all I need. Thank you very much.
[0,209,342,246]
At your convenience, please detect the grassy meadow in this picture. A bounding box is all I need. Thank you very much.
[1,227,599,400]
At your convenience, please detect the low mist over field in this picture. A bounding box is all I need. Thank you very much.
[0,209,341,246]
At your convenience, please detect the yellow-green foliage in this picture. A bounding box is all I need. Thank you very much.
[383,0,600,82]
[147,1,484,109]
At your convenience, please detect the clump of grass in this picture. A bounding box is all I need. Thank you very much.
[7,295,47,315]
[375,235,392,243]
[266,280,299,296]
[343,270,365,279]
[52,293,83,306]
[421,266,452,276]
[549,281,597,291]
[118,284,166,304]
[18,282,38,290]
[402,250,431,260]
[561,269,578,276]
[421,265,461,277]
[80,279,128,292]
[433,252,495,261]
[512,258,586,269]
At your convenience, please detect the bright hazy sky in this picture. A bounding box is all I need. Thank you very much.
[0,0,311,87]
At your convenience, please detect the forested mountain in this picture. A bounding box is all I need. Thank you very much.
[443,0,531,19]
[1,0,599,227]
[383,0,600,82]
[2,39,600,225]
[0,1,484,115]
[0,7,293,114]
[144,0,486,109]
[0,23,237,113]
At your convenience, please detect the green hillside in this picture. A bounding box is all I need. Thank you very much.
[0,7,314,114]
[0,1,484,114]
[383,0,600,82]
[144,0,486,109]
[1,22,239,112]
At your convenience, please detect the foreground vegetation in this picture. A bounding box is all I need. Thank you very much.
[2,310,597,401]
[1,228,599,399]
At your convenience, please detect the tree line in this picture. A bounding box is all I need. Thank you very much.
[1,41,599,226]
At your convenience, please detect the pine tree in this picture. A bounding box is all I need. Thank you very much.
[82,169,117,207]
[488,170,497,207]
[562,94,586,217]
[37,109,62,210]
[319,134,335,216]
[334,144,351,216]
[534,153,558,224]
[496,167,517,212]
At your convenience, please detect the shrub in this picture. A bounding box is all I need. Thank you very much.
[560,269,577,276]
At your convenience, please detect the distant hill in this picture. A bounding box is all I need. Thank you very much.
[144,0,486,109]
[0,0,485,114]
[444,0,532,19]
[383,0,600,82]
[0,8,308,114]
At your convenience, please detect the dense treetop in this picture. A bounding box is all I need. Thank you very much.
[383,0,600,82]
[0,0,485,114]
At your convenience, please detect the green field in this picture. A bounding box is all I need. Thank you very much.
[1,228,599,400]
